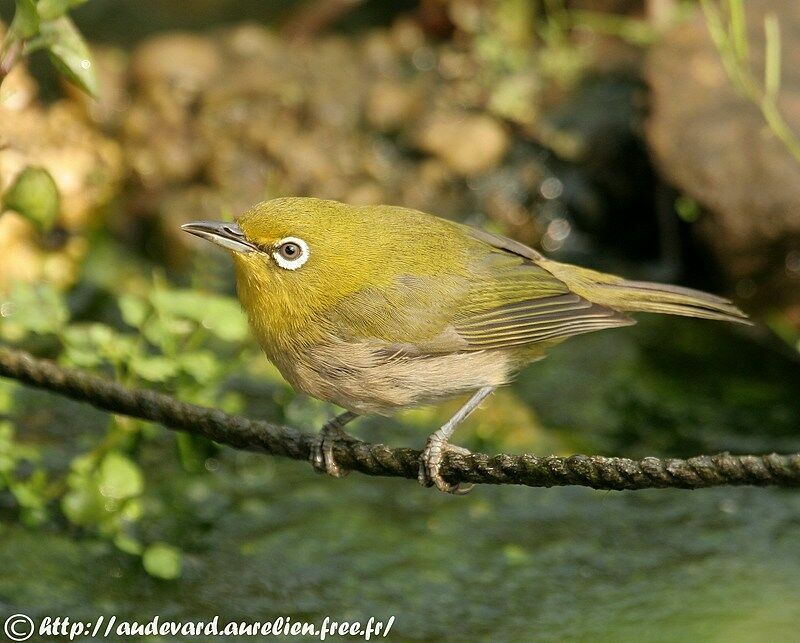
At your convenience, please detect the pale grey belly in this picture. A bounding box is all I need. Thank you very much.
[273,339,518,415]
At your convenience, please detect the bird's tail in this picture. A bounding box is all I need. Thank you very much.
[591,279,750,324]
[543,262,751,325]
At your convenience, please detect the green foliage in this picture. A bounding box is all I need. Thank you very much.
[2,166,60,232]
[39,16,98,96]
[701,0,800,164]
[0,421,47,526]
[9,0,40,39]
[675,195,701,223]
[0,0,98,97]
[142,543,183,580]
[62,452,143,534]
[0,282,68,341]
[37,0,88,21]
[0,278,257,577]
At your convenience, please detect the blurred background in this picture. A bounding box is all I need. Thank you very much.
[1,0,799,640]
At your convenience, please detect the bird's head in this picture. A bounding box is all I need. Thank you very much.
[183,197,389,298]
[181,197,468,334]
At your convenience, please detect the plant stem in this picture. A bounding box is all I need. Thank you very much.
[0,36,23,88]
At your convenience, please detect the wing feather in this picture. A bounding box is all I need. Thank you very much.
[325,225,635,355]
[455,294,633,349]
[444,227,634,350]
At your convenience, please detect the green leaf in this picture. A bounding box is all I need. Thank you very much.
[178,350,220,384]
[9,470,48,510]
[142,543,183,580]
[99,452,144,500]
[0,282,69,340]
[675,195,700,223]
[727,0,748,63]
[2,166,60,231]
[118,293,149,328]
[39,16,98,96]
[0,382,14,414]
[176,432,217,472]
[764,13,782,101]
[37,0,88,21]
[150,290,248,342]
[114,533,143,556]
[62,323,137,368]
[10,0,39,39]
[0,421,41,475]
[129,354,178,383]
[62,456,104,527]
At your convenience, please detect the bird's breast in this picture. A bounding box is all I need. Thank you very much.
[268,336,518,415]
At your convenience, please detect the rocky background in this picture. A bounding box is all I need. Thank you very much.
[3,1,798,333]
[0,3,795,310]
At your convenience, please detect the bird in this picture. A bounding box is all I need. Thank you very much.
[182,197,749,493]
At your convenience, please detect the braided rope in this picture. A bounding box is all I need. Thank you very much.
[2,346,799,490]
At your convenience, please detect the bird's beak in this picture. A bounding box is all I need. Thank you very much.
[181,221,258,254]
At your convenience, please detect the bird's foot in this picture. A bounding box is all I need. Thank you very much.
[310,412,357,478]
[418,433,474,495]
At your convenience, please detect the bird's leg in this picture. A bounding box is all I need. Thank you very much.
[418,386,495,494]
[310,411,359,478]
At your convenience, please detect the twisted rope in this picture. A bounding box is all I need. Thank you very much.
[2,346,799,490]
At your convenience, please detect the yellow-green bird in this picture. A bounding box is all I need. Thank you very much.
[182,197,749,493]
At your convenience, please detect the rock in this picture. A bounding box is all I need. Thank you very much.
[113,22,586,257]
[0,64,37,112]
[416,111,510,176]
[0,211,87,290]
[130,33,222,99]
[366,79,424,131]
[646,1,800,310]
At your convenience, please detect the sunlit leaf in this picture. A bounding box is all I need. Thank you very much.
[114,533,143,556]
[62,323,136,368]
[10,0,39,39]
[764,13,782,101]
[141,315,193,352]
[150,290,248,342]
[0,283,68,340]
[142,543,182,580]
[2,166,60,232]
[40,16,98,96]
[118,293,149,328]
[9,470,48,510]
[99,451,143,500]
[62,456,104,527]
[37,0,88,21]
[178,350,220,383]
[129,354,179,382]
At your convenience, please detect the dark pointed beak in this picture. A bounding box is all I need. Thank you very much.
[181,221,257,254]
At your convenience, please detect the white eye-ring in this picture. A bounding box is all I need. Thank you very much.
[272,236,310,270]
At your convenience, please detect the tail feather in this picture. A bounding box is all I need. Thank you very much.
[539,259,752,325]
[540,261,750,325]
[592,279,751,325]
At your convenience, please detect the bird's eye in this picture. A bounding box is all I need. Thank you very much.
[272,237,310,270]
[279,242,299,258]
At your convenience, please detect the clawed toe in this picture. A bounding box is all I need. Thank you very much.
[309,411,358,478]
[418,437,474,495]
[309,433,350,477]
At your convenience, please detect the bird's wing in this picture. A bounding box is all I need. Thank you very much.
[325,226,632,355]
[449,227,633,350]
